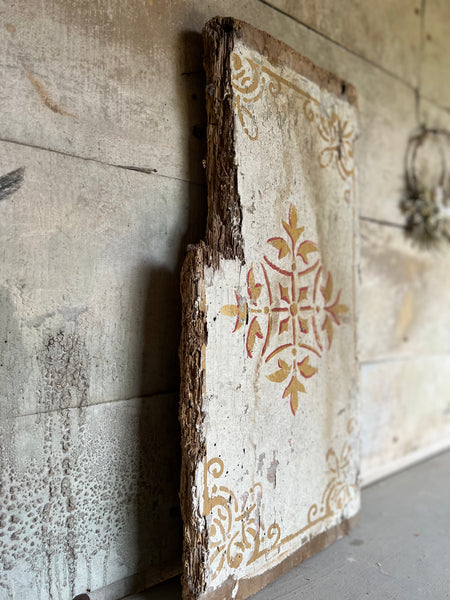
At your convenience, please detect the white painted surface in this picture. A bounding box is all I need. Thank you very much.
[195,37,360,594]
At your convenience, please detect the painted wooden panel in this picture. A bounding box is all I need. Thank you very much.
[421,0,450,110]
[0,140,204,419]
[180,19,360,600]
[265,0,421,87]
[0,395,182,600]
[361,357,450,484]
[359,220,450,362]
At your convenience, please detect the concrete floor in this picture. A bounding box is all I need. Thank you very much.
[126,450,450,600]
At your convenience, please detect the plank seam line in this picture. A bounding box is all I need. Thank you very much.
[359,215,405,229]
[1,391,179,422]
[361,353,450,366]
[258,0,416,92]
[0,136,205,187]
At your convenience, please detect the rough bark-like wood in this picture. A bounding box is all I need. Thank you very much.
[179,243,210,600]
[203,17,245,266]
[179,18,245,600]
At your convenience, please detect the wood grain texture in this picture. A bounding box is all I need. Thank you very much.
[0,0,416,225]
[359,220,450,362]
[361,357,450,484]
[421,0,450,110]
[0,140,204,419]
[264,0,422,87]
[0,395,182,598]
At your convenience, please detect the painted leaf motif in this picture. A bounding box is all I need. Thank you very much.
[328,301,349,324]
[282,205,304,245]
[322,314,334,349]
[319,147,335,170]
[247,267,262,304]
[220,305,239,317]
[282,375,306,416]
[278,317,290,335]
[267,359,290,383]
[321,272,333,303]
[221,293,247,333]
[246,317,263,358]
[279,284,290,303]
[326,448,340,474]
[298,287,308,302]
[268,237,290,259]
[297,356,318,378]
[298,316,308,334]
[297,240,318,264]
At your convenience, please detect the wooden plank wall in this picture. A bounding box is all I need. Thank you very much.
[0,1,449,598]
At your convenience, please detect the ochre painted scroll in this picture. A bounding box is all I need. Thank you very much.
[180,17,360,600]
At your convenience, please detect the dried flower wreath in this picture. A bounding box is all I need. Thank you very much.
[400,128,450,246]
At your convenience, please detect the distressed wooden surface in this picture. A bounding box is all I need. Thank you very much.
[180,18,360,600]
[420,96,450,131]
[0,394,182,599]
[361,357,450,484]
[0,140,204,419]
[264,0,421,87]
[0,138,204,598]
[0,0,421,224]
[421,0,450,110]
[0,0,416,223]
[359,221,450,361]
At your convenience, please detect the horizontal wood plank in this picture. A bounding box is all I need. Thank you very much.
[0,394,182,599]
[0,0,416,224]
[359,220,450,362]
[0,140,205,419]
[421,0,450,110]
[360,357,450,483]
[264,0,421,87]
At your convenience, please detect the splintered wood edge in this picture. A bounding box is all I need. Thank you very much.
[179,16,358,600]
[179,16,242,600]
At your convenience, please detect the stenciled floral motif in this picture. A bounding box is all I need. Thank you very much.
[202,457,281,581]
[221,204,348,415]
[203,419,358,580]
[302,418,358,528]
[230,52,355,189]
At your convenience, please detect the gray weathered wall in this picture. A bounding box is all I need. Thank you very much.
[0,1,449,598]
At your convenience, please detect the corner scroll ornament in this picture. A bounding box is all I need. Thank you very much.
[202,457,281,581]
[231,53,355,191]
[220,203,349,415]
[203,419,358,581]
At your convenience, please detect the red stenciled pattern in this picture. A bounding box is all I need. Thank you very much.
[220,204,349,415]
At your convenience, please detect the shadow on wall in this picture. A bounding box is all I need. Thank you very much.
[136,30,207,590]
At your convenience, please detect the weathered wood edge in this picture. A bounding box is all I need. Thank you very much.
[179,243,210,600]
[179,16,359,600]
[179,17,243,600]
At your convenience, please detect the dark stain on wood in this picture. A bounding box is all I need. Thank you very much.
[0,167,24,202]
